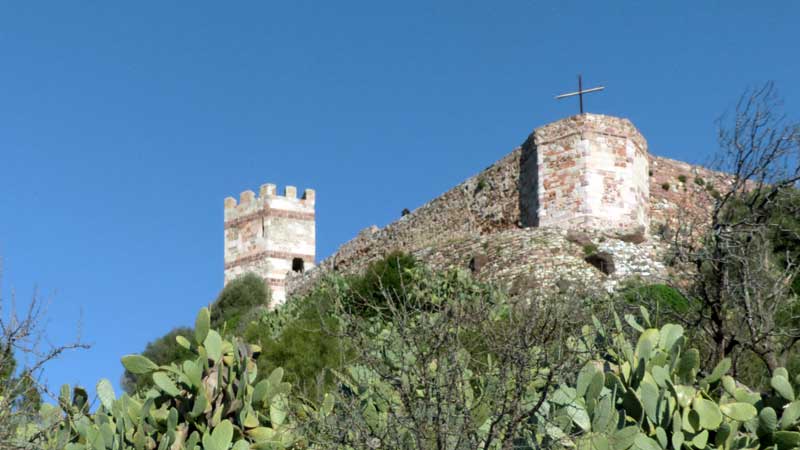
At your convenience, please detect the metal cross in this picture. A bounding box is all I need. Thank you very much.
[555,74,605,114]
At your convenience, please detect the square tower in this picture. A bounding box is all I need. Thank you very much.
[521,113,650,235]
[223,184,315,305]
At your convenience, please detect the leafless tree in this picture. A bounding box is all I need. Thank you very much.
[304,267,588,450]
[0,266,88,449]
[667,82,800,379]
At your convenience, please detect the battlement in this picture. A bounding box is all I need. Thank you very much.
[223,181,316,305]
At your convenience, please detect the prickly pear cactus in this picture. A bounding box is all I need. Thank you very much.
[548,308,771,450]
[44,307,295,450]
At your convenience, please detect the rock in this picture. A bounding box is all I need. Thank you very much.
[469,253,489,274]
[566,230,594,247]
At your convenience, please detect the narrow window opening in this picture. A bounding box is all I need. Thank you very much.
[292,258,305,273]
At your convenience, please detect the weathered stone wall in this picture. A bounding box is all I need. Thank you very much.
[224,184,316,304]
[526,114,650,235]
[648,156,732,237]
[268,115,734,302]
[319,149,525,274]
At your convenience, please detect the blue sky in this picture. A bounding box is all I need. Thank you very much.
[1,2,798,399]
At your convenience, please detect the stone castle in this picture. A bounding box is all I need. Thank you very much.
[224,113,726,304]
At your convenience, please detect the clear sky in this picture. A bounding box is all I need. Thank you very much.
[1,2,799,399]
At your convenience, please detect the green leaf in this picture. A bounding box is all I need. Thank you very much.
[635,329,660,361]
[232,441,250,450]
[674,385,696,408]
[95,379,116,411]
[760,407,778,432]
[204,330,223,362]
[693,398,723,430]
[774,431,800,450]
[610,426,639,450]
[632,433,661,450]
[121,355,158,374]
[780,401,800,429]
[721,375,737,396]
[202,420,234,450]
[152,371,181,396]
[719,402,757,422]
[704,358,731,384]
[691,429,709,448]
[195,307,210,345]
[176,335,191,350]
[639,307,651,328]
[321,393,335,417]
[658,323,684,352]
[267,367,284,387]
[270,394,289,426]
[676,349,700,382]
[772,375,795,401]
[626,314,645,333]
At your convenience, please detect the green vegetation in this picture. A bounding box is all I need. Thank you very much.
[475,177,488,193]
[661,182,671,191]
[210,272,271,332]
[695,176,706,186]
[582,243,599,256]
[121,327,195,394]
[44,308,297,449]
[678,174,687,183]
[621,282,691,315]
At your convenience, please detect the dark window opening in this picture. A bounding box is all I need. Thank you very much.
[292,258,305,273]
[584,252,615,276]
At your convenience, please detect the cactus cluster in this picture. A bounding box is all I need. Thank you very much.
[546,308,800,450]
[41,308,295,450]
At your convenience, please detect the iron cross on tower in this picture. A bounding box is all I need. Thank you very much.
[555,75,605,114]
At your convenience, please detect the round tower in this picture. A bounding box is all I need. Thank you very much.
[521,113,650,236]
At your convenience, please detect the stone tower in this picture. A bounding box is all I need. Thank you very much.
[521,113,650,236]
[223,184,315,305]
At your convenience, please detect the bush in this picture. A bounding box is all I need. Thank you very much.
[244,286,349,402]
[211,272,270,332]
[661,182,670,191]
[341,251,419,317]
[622,283,690,313]
[677,174,687,183]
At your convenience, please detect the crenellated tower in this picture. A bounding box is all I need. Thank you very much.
[223,184,315,305]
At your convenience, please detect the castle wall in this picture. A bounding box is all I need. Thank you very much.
[648,156,732,237]
[234,115,733,303]
[224,184,315,305]
[527,114,650,234]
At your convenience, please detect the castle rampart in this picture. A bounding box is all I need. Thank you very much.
[229,114,730,304]
[223,184,315,304]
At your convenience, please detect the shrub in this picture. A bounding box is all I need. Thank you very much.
[621,282,691,316]
[245,286,350,402]
[475,177,488,193]
[661,182,670,191]
[677,174,687,183]
[582,243,598,256]
[211,272,270,332]
[342,251,419,317]
[695,176,706,186]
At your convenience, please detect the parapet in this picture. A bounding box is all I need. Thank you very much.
[224,183,315,224]
[533,113,648,158]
